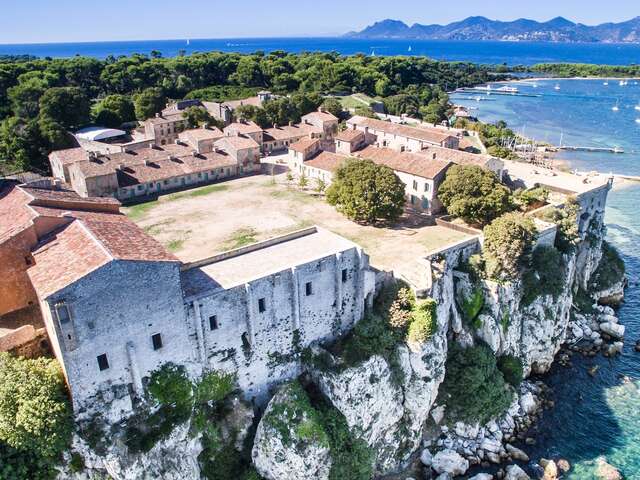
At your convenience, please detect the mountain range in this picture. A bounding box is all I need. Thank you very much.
[344,16,640,43]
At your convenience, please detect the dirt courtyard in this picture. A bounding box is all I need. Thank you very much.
[124,174,471,283]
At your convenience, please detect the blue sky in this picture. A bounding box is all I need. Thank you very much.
[1,0,639,44]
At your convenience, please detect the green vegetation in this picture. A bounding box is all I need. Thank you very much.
[497,355,524,387]
[529,63,640,78]
[406,298,438,345]
[521,246,566,306]
[438,343,514,424]
[438,165,513,226]
[167,238,185,252]
[381,85,450,123]
[591,240,626,292]
[224,227,258,250]
[264,381,329,447]
[460,288,485,329]
[514,187,549,211]
[326,158,406,224]
[539,197,581,254]
[483,212,536,281]
[454,119,519,160]
[0,353,72,480]
[126,200,158,220]
[0,52,496,174]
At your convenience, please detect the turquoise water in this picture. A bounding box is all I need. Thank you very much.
[2,38,640,65]
[454,81,640,478]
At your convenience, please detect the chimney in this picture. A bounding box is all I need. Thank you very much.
[144,160,151,166]
[288,121,293,127]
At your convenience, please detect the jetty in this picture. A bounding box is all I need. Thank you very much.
[455,87,542,98]
[556,145,625,154]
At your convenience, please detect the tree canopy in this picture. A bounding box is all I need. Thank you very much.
[437,164,513,226]
[326,158,406,224]
[482,212,536,281]
[0,353,72,479]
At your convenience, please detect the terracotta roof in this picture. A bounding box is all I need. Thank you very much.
[49,148,89,166]
[302,111,338,123]
[223,97,262,110]
[223,121,262,135]
[28,212,177,299]
[263,123,321,142]
[304,152,346,173]
[179,127,223,143]
[356,146,452,179]
[215,136,260,151]
[145,112,185,125]
[335,129,365,143]
[418,145,498,169]
[0,182,37,242]
[290,137,320,153]
[347,116,455,145]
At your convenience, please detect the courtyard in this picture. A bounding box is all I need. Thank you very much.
[123,173,473,284]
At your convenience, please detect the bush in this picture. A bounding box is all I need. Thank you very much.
[0,353,72,479]
[483,212,536,281]
[514,187,548,211]
[438,165,514,226]
[540,197,580,253]
[497,355,524,386]
[438,343,513,424]
[196,371,235,404]
[460,288,484,329]
[326,158,406,224]
[521,246,566,305]
[406,299,437,345]
[148,363,193,409]
[591,240,625,292]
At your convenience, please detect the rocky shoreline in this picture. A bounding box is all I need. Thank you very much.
[419,300,626,480]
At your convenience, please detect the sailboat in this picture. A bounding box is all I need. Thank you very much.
[186,39,190,46]
[603,81,609,86]
[408,45,412,52]
[612,99,620,111]
[554,84,561,91]
[635,105,640,111]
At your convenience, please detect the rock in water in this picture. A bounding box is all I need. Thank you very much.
[599,322,625,339]
[556,458,570,473]
[420,448,433,466]
[505,443,529,462]
[252,382,331,480]
[431,449,469,476]
[541,459,558,480]
[505,464,531,480]
[595,456,622,480]
[469,474,494,480]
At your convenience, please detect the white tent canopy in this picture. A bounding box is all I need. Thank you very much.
[75,126,126,142]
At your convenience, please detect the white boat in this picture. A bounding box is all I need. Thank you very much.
[497,86,519,93]
[186,39,190,46]
[408,46,412,52]
[554,84,561,90]
[635,105,640,111]
[636,119,640,124]
[619,80,627,86]
[603,81,609,86]
[612,99,620,111]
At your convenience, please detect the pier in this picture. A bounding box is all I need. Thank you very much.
[455,87,542,98]
[556,145,625,154]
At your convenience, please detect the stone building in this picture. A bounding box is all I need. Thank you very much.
[143,111,188,146]
[262,123,323,154]
[346,115,460,151]
[0,181,376,416]
[300,110,339,141]
[223,121,264,145]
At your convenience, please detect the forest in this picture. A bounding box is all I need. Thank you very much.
[0,51,497,175]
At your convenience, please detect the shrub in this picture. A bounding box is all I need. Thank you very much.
[514,187,548,211]
[0,353,72,480]
[407,299,437,345]
[521,246,566,306]
[541,197,580,253]
[438,343,513,424]
[591,240,625,292]
[460,288,484,329]
[148,363,193,409]
[497,355,524,386]
[326,158,406,224]
[483,212,536,281]
[438,165,514,226]
[196,371,235,404]
[388,287,414,328]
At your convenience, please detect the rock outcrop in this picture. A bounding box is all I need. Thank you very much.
[252,382,332,480]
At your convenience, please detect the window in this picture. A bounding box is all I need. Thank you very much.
[152,333,163,350]
[97,354,109,371]
[55,302,71,324]
[424,183,430,192]
[258,298,266,313]
[241,332,251,349]
[305,282,313,296]
[209,315,219,330]
[412,180,418,190]
[342,269,348,283]
[24,255,33,266]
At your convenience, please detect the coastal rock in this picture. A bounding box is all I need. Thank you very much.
[420,448,433,466]
[599,322,625,339]
[595,457,622,480]
[252,383,331,480]
[505,464,531,480]
[505,444,529,462]
[540,459,558,480]
[431,449,469,476]
[469,474,494,480]
[519,392,537,415]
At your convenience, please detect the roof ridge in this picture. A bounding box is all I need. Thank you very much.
[75,218,114,262]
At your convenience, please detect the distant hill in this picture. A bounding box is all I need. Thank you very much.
[344,16,640,43]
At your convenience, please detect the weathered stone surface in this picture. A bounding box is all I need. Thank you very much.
[600,322,625,339]
[431,449,469,476]
[505,464,531,480]
[469,474,494,480]
[252,384,331,480]
[420,448,433,466]
[505,444,529,462]
[595,456,622,480]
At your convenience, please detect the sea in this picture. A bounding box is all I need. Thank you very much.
[3,38,640,478]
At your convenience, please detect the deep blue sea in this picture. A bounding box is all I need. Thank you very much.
[454,80,640,478]
[2,37,640,65]
[3,37,640,478]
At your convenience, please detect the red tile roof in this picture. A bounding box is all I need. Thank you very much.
[49,147,89,166]
[335,129,365,143]
[347,116,455,145]
[304,152,346,173]
[215,136,260,151]
[417,145,497,168]
[223,121,262,135]
[179,127,224,143]
[302,111,339,123]
[289,137,320,153]
[0,183,37,242]
[356,146,452,179]
[263,123,321,142]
